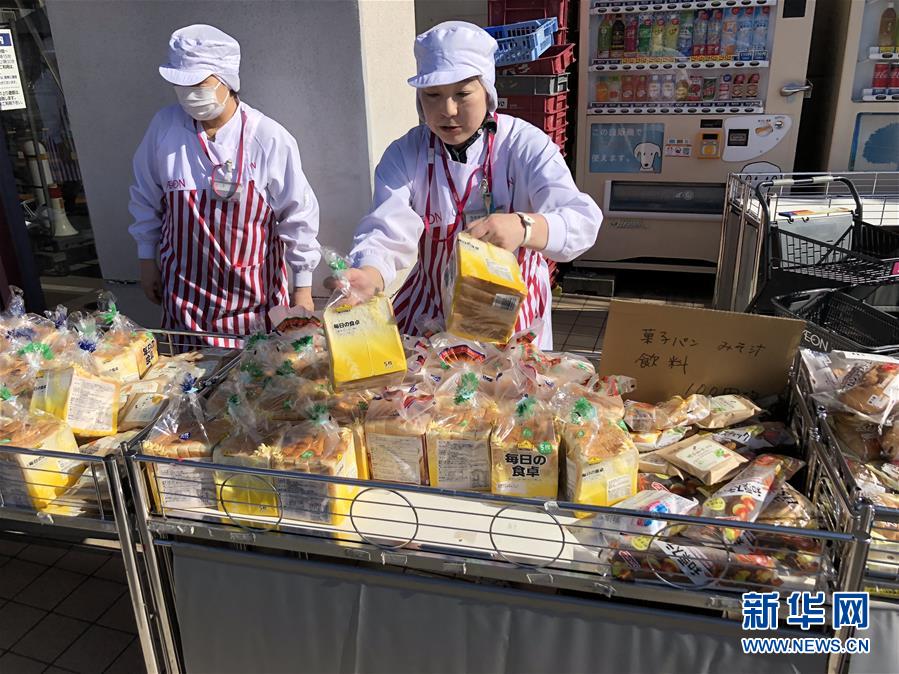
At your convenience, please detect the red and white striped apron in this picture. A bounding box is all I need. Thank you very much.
[158,112,289,348]
[393,124,546,341]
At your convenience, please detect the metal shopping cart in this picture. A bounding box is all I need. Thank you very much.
[714,172,899,314]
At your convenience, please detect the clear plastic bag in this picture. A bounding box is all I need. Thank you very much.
[364,391,434,485]
[490,395,559,499]
[624,394,711,432]
[142,375,214,459]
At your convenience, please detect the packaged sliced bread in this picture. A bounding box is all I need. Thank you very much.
[30,365,120,439]
[442,232,527,344]
[490,396,559,499]
[364,392,433,485]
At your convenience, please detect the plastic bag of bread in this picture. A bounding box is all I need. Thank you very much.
[426,367,497,490]
[630,427,690,453]
[91,293,158,381]
[142,375,216,460]
[880,421,899,461]
[266,403,358,527]
[552,382,625,423]
[490,395,559,499]
[695,395,762,429]
[364,391,433,485]
[637,472,706,501]
[816,352,899,425]
[0,408,82,512]
[832,413,884,462]
[687,454,803,545]
[657,435,748,485]
[322,249,406,392]
[557,394,639,509]
[624,395,710,432]
[442,232,527,344]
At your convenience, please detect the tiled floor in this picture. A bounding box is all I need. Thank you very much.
[0,536,146,674]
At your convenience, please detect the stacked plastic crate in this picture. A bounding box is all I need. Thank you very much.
[487,0,574,156]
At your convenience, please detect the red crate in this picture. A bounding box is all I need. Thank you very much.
[548,126,567,148]
[496,43,575,76]
[489,0,570,29]
[554,29,568,46]
[508,107,568,131]
[497,92,568,114]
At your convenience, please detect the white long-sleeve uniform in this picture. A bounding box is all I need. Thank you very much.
[350,114,602,350]
[128,101,320,344]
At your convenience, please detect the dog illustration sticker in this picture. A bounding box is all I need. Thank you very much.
[590,123,664,174]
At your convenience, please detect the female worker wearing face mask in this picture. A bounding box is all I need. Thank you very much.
[337,22,601,350]
[129,24,320,346]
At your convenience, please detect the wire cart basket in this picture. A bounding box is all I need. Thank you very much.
[0,328,239,674]
[715,172,899,314]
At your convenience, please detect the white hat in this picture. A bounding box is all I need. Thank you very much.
[408,21,499,116]
[159,24,241,92]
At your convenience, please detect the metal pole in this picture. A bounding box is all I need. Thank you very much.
[104,455,161,674]
[125,453,182,674]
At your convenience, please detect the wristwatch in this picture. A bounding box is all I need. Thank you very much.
[516,212,535,248]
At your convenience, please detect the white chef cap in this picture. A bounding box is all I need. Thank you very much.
[159,24,241,92]
[408,21,498,118]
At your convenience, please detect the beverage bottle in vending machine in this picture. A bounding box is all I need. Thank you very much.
[677,11,694,58]
[662,73,676,101]
[621,74,635,102]
[675,70,690,101]
[693,10,709,58]
[721,8,739,59]
[702,76,718,101]
[688,75,703,101]
[597,14,613,60]
[648,74,662,100]
[624,14,639,59]
[651,14,666,55]
[746,72,760,99]
[607,75,622,102]
[736,8,755,61]
[878,2,897,50]
[890,64,899,89]
[718,73,732,100]
[752,6,771,60]
[611,15,626,59]
[706,9,723,58]
[636,74,648,101]
[732,73,746,99]
[596,78,610,102]
[664,13,680,53]
[872,63,891,92]
[637,14,653,59]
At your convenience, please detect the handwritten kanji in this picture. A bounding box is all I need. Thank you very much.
[635,353,660,369]
[668,354,689,374]
[642,328,655,345]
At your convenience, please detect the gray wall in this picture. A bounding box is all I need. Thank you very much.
[47,0,377,290]
[415,0,487,33]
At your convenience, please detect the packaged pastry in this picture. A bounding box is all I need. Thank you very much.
[0,411,82,512]
[757,482,816,529]
[559,396,639,509]
[490,396,559,499]
[364,392,433,485]
[880,422,899,461]
[817,352,899,424]
[689,454,803,544]
[442,232,527,344]
[637,472,705,500]
[695,395,761,429]
[712,422,795,452]
[658,435,748,485]
[321,249,406,392]
[426,368,497,490]
[638,449,686,478]
[832,414,884,462]
[624,395,710,432]
[630,427,689,453]
[591,489,699,539]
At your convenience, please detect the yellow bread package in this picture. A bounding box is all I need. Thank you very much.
[364,392,433,485]
[442,233,527,344]
[92,291,158,380]
[328,389,374,481]
[30,365,121,439]
[491,396,558,499]
[267,405,358,528]
[426,368,497,490]
[558,395,639,510]
[322,248,406,392]
[0,411,82,512]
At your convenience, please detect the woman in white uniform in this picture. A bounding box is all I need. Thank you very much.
[129,25,320,346]
[338,21,601,350]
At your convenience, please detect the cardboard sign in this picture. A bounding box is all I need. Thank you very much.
[599,300,804,403]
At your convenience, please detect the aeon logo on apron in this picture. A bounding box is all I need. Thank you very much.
[422,212,443,226]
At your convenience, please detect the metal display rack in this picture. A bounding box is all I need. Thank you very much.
[0,328,239,674]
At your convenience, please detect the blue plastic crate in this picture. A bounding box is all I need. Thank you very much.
[486,18,558,67]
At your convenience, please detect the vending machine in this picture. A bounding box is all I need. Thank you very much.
[818,0,899,173]
[574,0,817,273]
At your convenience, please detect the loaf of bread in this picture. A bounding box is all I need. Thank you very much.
[442,233,527,344]
[490,397,559,499]
[364,394,432,485]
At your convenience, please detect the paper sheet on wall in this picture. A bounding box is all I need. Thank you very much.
[598,300,804,403]
[0,30,26,111]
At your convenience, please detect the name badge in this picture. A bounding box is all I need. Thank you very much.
[210,163,243,202]
[463,209,488,226]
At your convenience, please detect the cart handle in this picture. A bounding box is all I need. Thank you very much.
[753,175,864,233]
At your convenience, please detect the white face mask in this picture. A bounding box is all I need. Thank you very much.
[175,79,226,121]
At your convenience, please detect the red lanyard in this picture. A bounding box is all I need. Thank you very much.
[424,120,496,236]
[196,108,247,191]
